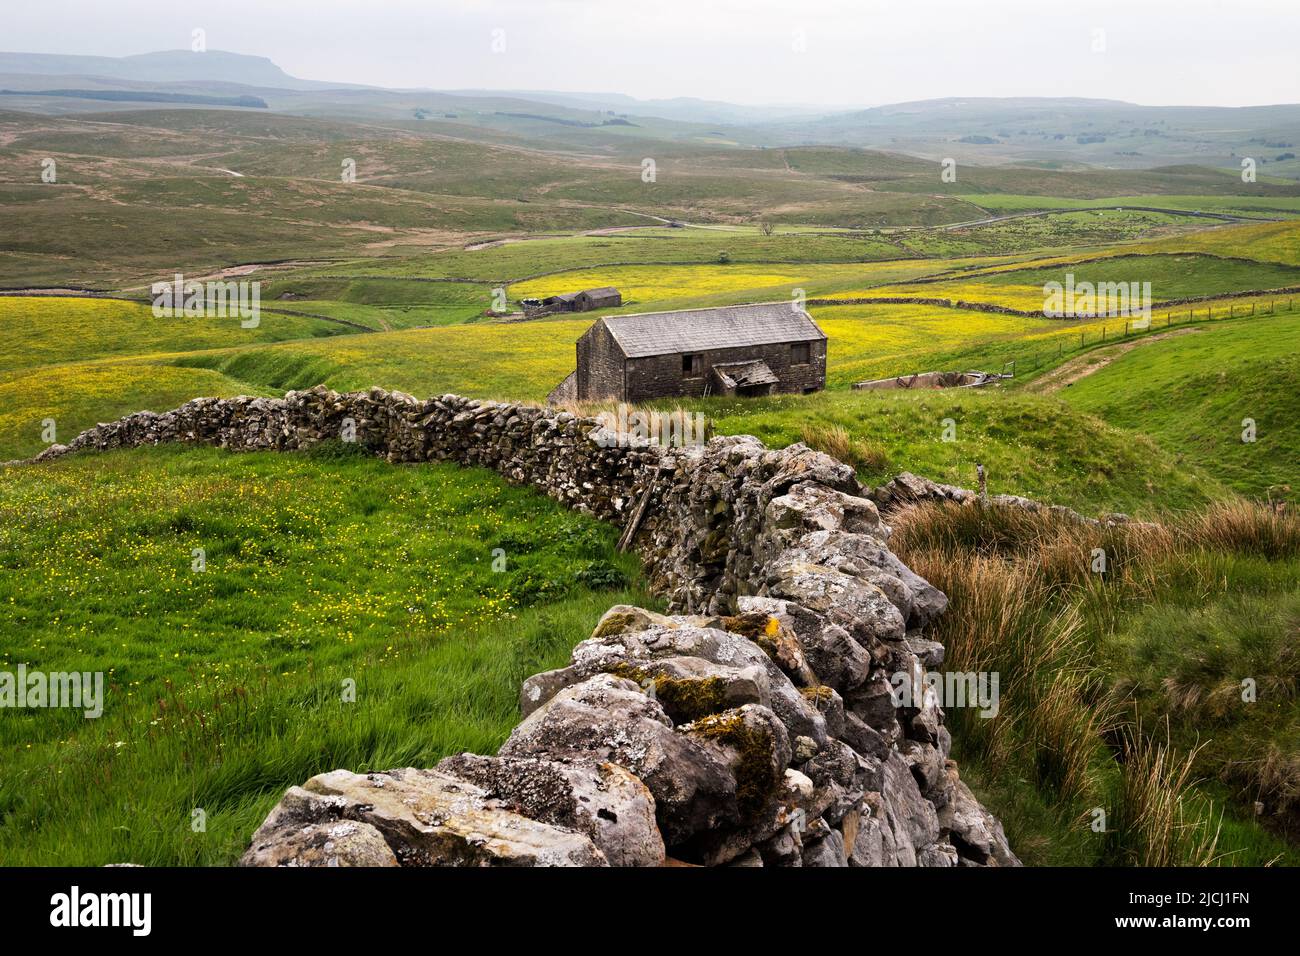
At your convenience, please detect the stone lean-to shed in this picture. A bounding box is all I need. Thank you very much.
[561,302,827,403]
[543,286,623,313]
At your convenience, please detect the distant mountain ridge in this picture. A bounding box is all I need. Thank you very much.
[0,50,835,123]
[0,50,365,91]
[3,49,1296,125]
[1,48,1297,173]
[444,89,836,125]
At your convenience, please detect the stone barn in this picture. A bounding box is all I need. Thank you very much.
[542,286,623,313]
[550,302,827,404]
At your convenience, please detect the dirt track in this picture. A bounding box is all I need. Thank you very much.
[1026,327,1202,393]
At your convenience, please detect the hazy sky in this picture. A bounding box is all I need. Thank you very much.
[5,0,1298,108]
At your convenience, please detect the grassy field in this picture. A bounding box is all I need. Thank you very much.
[955,194,1300,218]
[896,208,1206,258]
[0,297,347,371]
[509,259,960,311]
[705,388,1226,516]
[0,445,652,865]
[983,253,1300,301]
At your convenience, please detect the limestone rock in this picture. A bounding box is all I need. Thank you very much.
[802,826,848,867]
[241,802,398,868]
[877,752,941,867]
[939,779,1021,867]
[766,557,906,645]
[790,530,949,628]
[765,481,883,538]
[500,674,739,845]
[528,618,832,747]
[243,769,605,867]
[435,754,665,867]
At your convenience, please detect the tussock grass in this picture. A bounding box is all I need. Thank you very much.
[893,498,1300,865]
[906,548,1110,810]
[800,423,891,473]
[1179,500,1300,560]
[1104,722,1221,867]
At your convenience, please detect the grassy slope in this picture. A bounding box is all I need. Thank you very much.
[985,253,1300,301]
[7,105,1297,289]
[1053,312,1300,498]
[0,445,652,865]
[957,194,1300,218]
[704,389,1223,516]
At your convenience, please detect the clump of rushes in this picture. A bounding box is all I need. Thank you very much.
[892,498,1300,865]
[800,422,891,473]
[1178,499,1300,560]
[1102,719,1221,867]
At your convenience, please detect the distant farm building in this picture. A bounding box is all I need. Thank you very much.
[539,286,623,313]
[548,302,827,404]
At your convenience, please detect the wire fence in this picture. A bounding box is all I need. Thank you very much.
[997,296,1296,378]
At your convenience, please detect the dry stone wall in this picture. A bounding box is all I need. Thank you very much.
[24,386,1018,868]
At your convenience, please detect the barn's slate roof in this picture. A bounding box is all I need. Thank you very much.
[598,303,825,359]
[580,287,621,300]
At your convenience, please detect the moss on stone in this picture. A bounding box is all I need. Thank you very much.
[719,612,777,639]
[800,684,838,716]
[591,610,643,639]
[653,675,731,723]
[608,663,730,723]
[688,710,780,818]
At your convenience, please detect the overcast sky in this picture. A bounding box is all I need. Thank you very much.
[4,0,1297,108]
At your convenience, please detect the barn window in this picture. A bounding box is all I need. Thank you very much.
[682,354,703,377]
[791,342,810,365]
